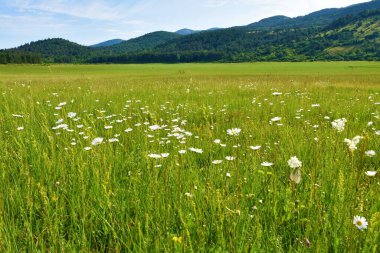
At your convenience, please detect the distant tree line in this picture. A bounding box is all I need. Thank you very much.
[0,50,42,64]
[87,51,224,63]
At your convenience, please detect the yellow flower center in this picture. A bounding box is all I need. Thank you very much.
[356,220,363,226]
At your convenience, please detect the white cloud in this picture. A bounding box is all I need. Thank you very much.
[2,0,140,22]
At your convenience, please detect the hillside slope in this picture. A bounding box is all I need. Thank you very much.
[95,31,182,55]
[14,38,90,63]
[2,0,379,63]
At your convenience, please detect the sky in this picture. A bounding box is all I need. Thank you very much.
[0,0,370,49]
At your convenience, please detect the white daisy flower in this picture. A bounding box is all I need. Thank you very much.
[91,137,104,146]
[189,147,203,154]
[227,128,241,136]
[365,171,377,177]
[149,125,162,131]
[225,156,235,161]
[68,112,77,118]
[270,117,282,122]
[250,145,261,150]
[148,154,161,159]
[353,216,368,230]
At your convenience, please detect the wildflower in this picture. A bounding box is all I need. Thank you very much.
[124,128,133,133]
[161,153,170,158]
[214,139,221,144]
[261,161,273,167]
[149,125,161,131]
[17,126,24,131]
[108,138,119,143]
[226,172,231,178]
[250,145,261,150]
[148,154,161,159]
[331,118,347,132]
[288,156,302,168]
[288,156,302,184]
[225,156,235,161]
[172,236,183,243]
[272,92,282,96]
[227,128,241,136]
[189,147,203,154]
[270,117,282,122]
[68,112,77,118]
[104,125,113,130]
[184,192,193,198]
[365,150,376,157]
[91,137,104,146]
[212,160,223,164]
[365,171,377,177]
[344,136,362,151]
[353,216,368,230]
[84,147,91,151]
[52,124,68,130]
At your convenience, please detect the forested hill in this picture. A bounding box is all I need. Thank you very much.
[152,9,380,62]
[95,31,182,55]
[1,0,379,64]
[243,0,380,29]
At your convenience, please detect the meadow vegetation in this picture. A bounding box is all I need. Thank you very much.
[0,62,379,252]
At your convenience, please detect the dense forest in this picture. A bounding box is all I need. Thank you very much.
[1,1,379,64]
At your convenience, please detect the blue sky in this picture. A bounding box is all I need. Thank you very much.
[0,0,369,49]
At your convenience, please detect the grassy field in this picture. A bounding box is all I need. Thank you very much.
[0,62,379,252]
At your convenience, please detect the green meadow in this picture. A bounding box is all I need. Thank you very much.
[0,62,379,252]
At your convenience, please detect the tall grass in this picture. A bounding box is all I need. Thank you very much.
[0,62,379,252]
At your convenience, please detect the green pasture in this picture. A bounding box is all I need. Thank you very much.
[0,62,379,252]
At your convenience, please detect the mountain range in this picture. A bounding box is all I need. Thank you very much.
[1,0,379,64]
